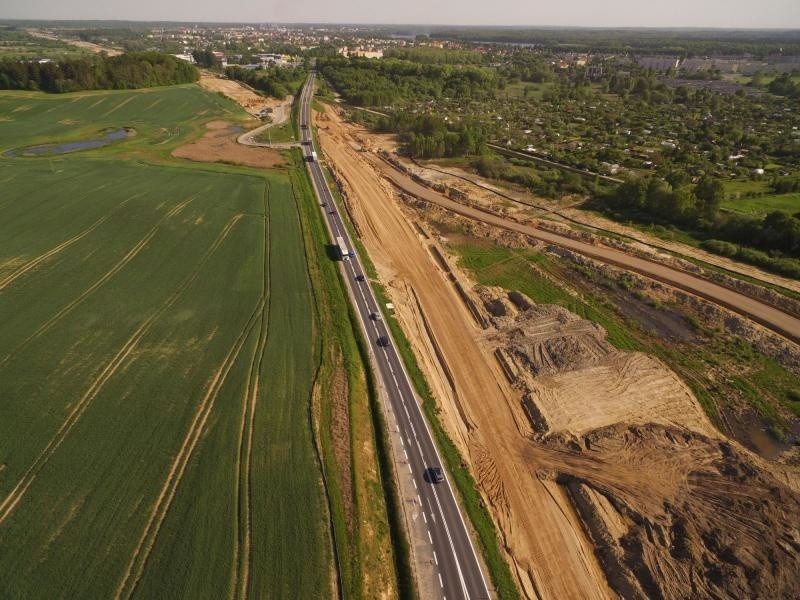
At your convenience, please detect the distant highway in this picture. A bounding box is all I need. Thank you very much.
[299,73,491,599]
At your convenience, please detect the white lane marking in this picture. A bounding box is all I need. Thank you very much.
[412,479,417,490]
[422,511,427,524]
[427,529,433,544]
[403,448,408,459]
[407,464,413,474]
[433,551,438,565]
[439,573,444,589]
[429,484,471,600]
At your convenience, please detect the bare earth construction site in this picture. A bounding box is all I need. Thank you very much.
[315,102,800,599]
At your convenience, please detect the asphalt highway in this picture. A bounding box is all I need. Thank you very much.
[298,73,491,600]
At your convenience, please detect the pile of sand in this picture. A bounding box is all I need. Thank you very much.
[532,424,800,599]
[480,288,716,438]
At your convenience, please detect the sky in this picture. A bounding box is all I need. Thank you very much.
[3,0,800,29]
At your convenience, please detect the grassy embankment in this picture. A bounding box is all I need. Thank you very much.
[290,151,409,599]
[722,179,800,216]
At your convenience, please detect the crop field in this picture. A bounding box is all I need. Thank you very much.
[0,83,343,599]
[0,157,330,598]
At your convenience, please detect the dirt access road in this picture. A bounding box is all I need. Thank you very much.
[26,29,123,56]
[316,104,615,599]
[367,156,800,345]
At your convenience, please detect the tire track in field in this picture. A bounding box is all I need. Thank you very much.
[0,197,196,368]
[116,261,265,600]
[0,215,244,525]
[102,95,136,117]
[0,193,144,291]
[231,183,271,600]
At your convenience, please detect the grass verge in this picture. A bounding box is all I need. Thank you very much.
[291,150,413,599]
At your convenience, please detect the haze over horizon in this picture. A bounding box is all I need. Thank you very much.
[3,0,800,30]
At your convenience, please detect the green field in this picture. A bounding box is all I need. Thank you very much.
[0,85,246,155]
[722,179,800,216]
[0,84,398,598]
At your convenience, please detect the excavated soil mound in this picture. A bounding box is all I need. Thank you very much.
[530,424,800,600]
[482,289,716,437]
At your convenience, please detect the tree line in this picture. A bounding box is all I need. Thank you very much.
[0,52,198,93]
[375,112,487,158]
[318,56,500,107]
[604,175,800,277]
[224,65,307,99]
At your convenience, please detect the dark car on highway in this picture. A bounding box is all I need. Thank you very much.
[376,336,389,347]
[355,274,365,282]
[428,466,445,483]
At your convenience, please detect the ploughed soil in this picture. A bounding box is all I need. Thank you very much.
[171,121,285,169]
[316,102,800,599]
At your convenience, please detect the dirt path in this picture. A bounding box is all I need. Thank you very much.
[232,192,270,600]
[0,194,138,291]
[113,215,251,599]
[117,292,264,600]
[198,72,290,118]
[316,105,614,599]
[0,197,194,368]
[365,155,800,345]
[26,29,124,56]
[407,160,800,295]
[237,98,297,148]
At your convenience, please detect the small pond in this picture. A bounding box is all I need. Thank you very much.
[4,128,133,157]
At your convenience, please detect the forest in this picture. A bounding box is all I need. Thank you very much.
[0,52,197,92]
[224,64,308,99]
[317,56,500,107]
[604,176,800,277]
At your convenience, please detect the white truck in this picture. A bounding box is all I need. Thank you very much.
[335,236,352,260]
[307,150,318,162]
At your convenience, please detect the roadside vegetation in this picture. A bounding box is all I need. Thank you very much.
[291,152,406,599]
[316,152,520,599]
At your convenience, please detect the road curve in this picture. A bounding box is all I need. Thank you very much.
[368,155,800,345]
[299,73,492,599]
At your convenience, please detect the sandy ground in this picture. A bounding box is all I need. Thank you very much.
[477,292,717,438]
[348,123,799,295]
[364,155,800,344]
[317,104,615,599]
[172,121,284,169]
[198,72,291,118]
